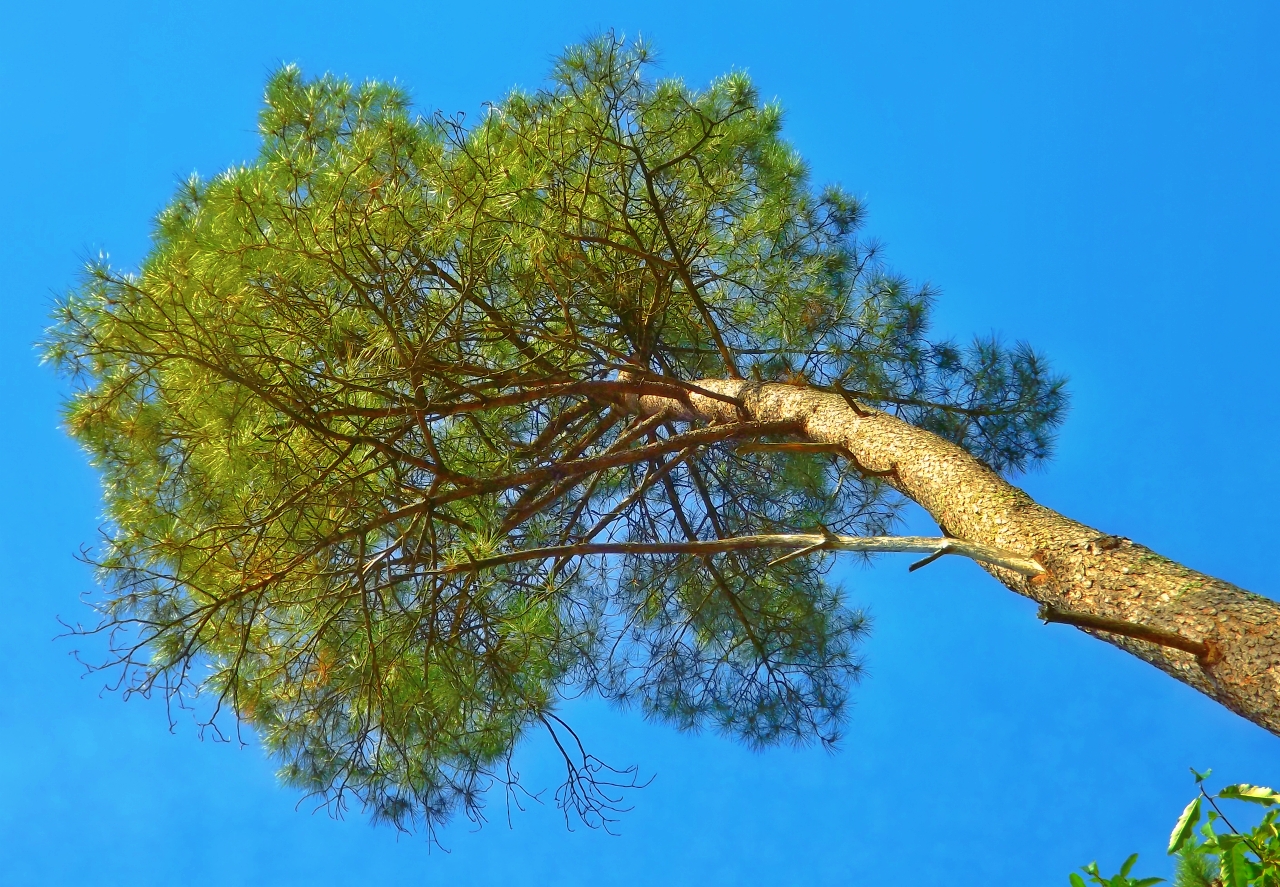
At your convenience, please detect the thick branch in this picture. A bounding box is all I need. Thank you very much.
[612,377,1280,737]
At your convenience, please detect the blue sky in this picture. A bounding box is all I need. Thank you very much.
[3,1,1278,884]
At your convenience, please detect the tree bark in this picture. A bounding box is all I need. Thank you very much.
[619,378,1280,737]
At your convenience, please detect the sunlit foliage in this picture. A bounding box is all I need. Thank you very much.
[1073,772,1280,887]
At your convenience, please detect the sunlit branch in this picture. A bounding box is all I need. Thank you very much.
[1038,606,1218,661]
[428,533,1045,577]
[734,441,849,456]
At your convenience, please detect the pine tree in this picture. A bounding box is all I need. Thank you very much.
[44,36,1280,835]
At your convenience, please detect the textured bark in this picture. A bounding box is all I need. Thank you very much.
[620,378,1280,736]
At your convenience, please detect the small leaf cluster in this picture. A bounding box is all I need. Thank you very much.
[1073,771,1280,887]
[1072,853,1164,887]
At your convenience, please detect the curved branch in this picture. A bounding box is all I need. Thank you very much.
[615,376,1280,737]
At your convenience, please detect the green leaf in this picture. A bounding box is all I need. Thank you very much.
[1131,879,1165,886]
[1192,768,1213,785]
[1170,797,1203,855]
[1220,841,1249,887]
[1070,873,1088,887]
[1219,784,1280,806]
[1121,853,1140,877]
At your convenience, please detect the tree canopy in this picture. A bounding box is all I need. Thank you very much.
[45,37,1071,833]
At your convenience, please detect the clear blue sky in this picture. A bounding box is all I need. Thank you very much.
[3,2,1278,884]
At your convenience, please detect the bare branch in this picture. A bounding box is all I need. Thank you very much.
[429,533,1046,577]
[1038,606,1218,662]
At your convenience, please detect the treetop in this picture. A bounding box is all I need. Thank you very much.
[45,35,1066,835]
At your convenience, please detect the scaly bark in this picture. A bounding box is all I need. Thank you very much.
[619,378,1280,736]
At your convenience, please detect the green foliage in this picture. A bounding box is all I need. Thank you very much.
[45,36,1066,833]
[1072,853,1165,887]
[1075,773,1280,887]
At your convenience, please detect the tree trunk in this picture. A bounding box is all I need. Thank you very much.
[620,378,1280,737]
